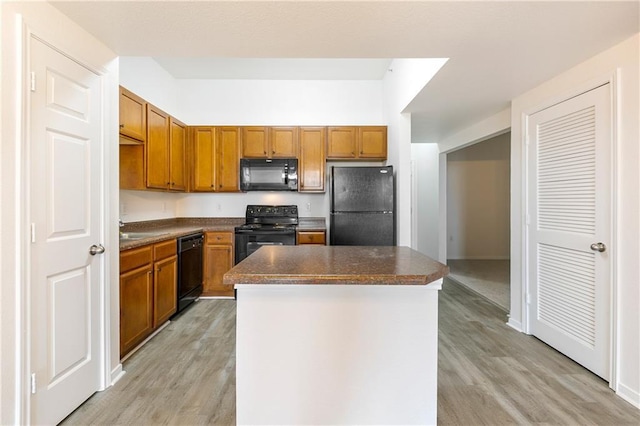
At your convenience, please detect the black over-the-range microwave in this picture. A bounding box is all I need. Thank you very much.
[239,158,298,191]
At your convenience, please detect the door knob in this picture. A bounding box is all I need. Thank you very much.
[89,244,105,255]
[590,242,606,253]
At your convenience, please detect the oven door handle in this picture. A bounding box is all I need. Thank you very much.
[235,230,295,235]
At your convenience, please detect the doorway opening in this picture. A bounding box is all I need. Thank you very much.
[446,132,511,311]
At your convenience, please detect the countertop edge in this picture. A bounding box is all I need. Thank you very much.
[223,272,448,286]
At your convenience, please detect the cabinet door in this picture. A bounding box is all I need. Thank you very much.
[146,104,170,189]
[242,127,269,158]
[327,126,357,159]
[216,127,241,192]
[192,127,216,192]
[153,255,177,327]
[297,231,326,245]
[299,127,326,192]
[169,118,187,191]
[120,264,153,357]
[270,127,298,158]
[358,126,387,159]
[203,244,234,297]
[119,86,146,142]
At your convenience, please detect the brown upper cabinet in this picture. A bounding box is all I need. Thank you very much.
[326,126,357,158]
[358,126,387,159]
[145,106,186,191]
[299,127,326,193]
[191,126,241,192]
[169,118,187,191]
[146,104,170,190]
[270,127,299,158]
[326,126,387,160]
[119,86,146,143]
[242,126,298,158]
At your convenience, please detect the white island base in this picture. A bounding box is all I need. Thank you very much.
[235,280,443,425]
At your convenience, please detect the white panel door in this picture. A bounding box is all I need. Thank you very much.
[528,84,611,380]
[29,37,103,425]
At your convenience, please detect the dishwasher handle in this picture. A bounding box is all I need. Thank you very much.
[178,234,204,252]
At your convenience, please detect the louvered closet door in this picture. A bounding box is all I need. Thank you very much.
[528,84,611,380]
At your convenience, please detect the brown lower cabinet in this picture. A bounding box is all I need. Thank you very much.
[297,231,326,245]
[203,231,235,297]
[120,239,177,358]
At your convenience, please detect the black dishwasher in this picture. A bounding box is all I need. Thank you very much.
[176,233,203,315]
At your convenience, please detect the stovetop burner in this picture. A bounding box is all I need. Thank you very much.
[235,205,299,233]
[243,205,299,225]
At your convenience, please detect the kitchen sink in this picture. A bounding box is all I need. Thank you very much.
[119,231,169,241]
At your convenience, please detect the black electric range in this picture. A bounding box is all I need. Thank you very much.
[234,205,299,264]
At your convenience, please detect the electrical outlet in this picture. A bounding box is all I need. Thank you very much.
[306,202,311,212]
[120,203,127,215]
[217,203,222,211]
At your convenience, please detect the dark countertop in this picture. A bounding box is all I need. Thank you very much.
[119,217,327,250]
[223,245,449,286]
[119,218,244,250]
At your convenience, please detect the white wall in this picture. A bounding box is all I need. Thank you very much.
[178,79,384,125]
[1,2,119,423]
[446,133,510,260]
[510,33,640,407]
[383,59,447,247]
[411,144,440,259]
[120,57,180,117]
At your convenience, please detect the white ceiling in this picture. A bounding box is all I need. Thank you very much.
[50,1,639,142]
[154,58,393,80]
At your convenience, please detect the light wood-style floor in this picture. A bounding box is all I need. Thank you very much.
[448,259,510,311]
[61,279,640,425]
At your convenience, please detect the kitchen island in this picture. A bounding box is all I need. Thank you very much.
[224,245,449,425]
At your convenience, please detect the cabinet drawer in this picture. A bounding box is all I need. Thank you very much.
[154,239,177,261]
[120,245,153,273]
[206,231,233,245]
[297,231,326,245]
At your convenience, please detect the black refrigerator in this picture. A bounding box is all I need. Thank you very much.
[330,166,396,246]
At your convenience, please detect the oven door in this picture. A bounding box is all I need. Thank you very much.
[235,231,296,264]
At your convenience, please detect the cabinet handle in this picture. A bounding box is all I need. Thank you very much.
[272,150,276,154]
[157,267,161,272]
[119,124,124,128]
[211,184,214,188]
[148,271,152,276]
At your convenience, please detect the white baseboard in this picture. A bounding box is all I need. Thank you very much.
[617,382,640,409]
[506,317,523,332]
[110,364,125,386]
[447,256,510,261]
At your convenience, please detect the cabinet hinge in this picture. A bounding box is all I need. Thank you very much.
[30,72,36,92]
[31,373,37,394]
